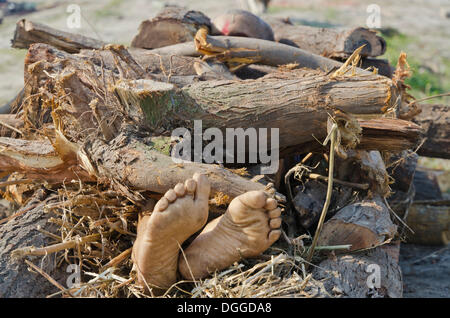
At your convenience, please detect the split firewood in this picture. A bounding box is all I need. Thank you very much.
[267,17,386,59]
[356,118,424,153]
[317,195,397,252]
[12,19,106,53]
[0,137,94,184]
[412,104,450,159]
[313,246,403,298]
[131,6,211,49]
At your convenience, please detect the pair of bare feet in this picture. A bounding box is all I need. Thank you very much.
[132,173,282,294]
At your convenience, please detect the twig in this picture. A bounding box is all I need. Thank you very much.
[307,173,369,190]
[24,259,74,298]
[408,92,450,105]
[306,121,337,268]
[101,247,132,271]
[0,119,23,135]
[0,179,36,188]
[12,233,103,258]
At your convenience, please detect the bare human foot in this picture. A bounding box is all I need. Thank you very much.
[178,190,282,280]
[132,173,210,294]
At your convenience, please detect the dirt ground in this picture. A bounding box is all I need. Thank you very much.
[0,0,449,298]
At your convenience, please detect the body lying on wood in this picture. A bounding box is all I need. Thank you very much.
[0,8,431,298]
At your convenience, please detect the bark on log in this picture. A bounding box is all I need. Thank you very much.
[12,19,106,53]
[412,104,450,159]
[405,200,450,246]
[267,18,386,59]
[150,35,349,72]
[317,196,397,252]
[313,246,403,298]
[0,190,66,297]
[111,70,402,151]
[131,6,211,49]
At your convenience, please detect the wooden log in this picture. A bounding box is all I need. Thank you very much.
[112,71,401,151]
[150,34,349,72]
[317,196,397,252]
[413,168,443,201]
[357,118,424,153]
[266,18,386,59]
[313,246,403,298]
[386,151,418,216]
[17,44,420,202]
[12,19,106,53]
[412,104,450,159]
[0,190,66,297]
[405,200,450,246]
[23,44,421,154]
[131,6,211,49]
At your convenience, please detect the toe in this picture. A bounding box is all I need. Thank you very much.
[193,173,211,203]
[185,179,196,195]
[269,217,282,229]
[264,198,278,210]
[164,189,177,203]
[237,191,267,209]
[154,197,169,212]
[268,230,281,244]
[174,183,185,197]
[268,208,281,219]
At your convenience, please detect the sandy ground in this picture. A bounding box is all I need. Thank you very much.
[0,0,449,298]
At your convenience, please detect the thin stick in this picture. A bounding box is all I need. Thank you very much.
[408,92,450,105]
[24,259,74,298]
[0,119,23,135]
[306,122,337,268]
[307,173,369,190]
[12,233,103,258]
[0,179,36,187]
[101,247,132,270]
[0,202,38,225]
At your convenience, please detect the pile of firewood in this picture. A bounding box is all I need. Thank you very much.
[0,6,448,298]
